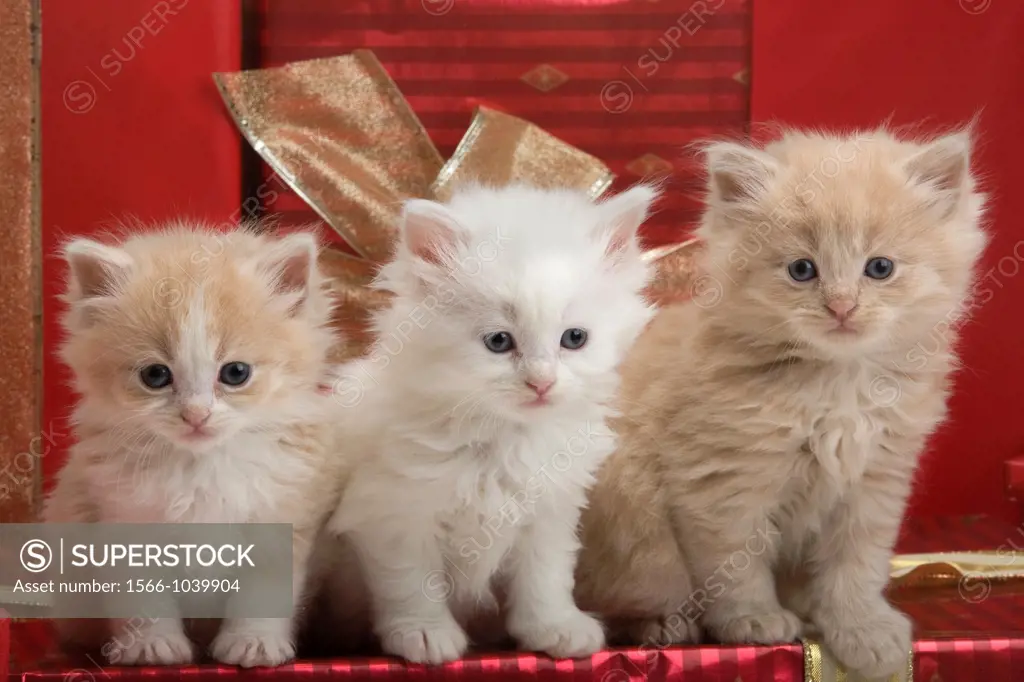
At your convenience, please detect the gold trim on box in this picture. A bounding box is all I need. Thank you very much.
[890,551,1024,589]
[803,640,912,682]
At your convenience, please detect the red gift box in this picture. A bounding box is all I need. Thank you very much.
[252,0,751,251]
[7,517,1023,682]
[9,630,804,682]
[27,1,1024,681]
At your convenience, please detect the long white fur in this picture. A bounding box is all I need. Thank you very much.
[328,184,658,664]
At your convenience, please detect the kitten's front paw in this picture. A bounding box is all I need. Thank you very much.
[820,605,911,679]
[707,608,802,644]
[510,609,606,659]
[211,630,296,668]
[111,632,194,666]
[380,620,469,665]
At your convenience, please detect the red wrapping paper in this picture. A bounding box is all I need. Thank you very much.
[914,639,1024,682]
[9,517,1023,682]
[9,599,1024,682]
[253,0,750,250]
[9,628,804,682]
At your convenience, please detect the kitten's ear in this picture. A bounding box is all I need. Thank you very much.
[598,184,660,255]
[704,141,779,205]
[903,131,973,216]
[256,232,319,309]
[63,238,133,302]
[401,199,465,265]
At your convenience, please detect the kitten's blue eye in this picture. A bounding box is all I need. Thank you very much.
[560,328,588,350]
[219,362,252,387]
[483,332,515,354]
[140,364,172,389]
[864,257,895,280]
[787,259,818,282]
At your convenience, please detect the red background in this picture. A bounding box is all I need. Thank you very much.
[40,0,243,487]
[752,0,1024,523]
[39,0,1024,523]
[256,0,750,246]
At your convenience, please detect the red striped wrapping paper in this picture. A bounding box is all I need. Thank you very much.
[250,0,750,249]
[9,517,1024,681]
[8,606,1024,682]
[9,627,804,682]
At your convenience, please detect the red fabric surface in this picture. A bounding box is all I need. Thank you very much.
[751,0,1024,524]
[256,0,751,250]
[40,0,245,486]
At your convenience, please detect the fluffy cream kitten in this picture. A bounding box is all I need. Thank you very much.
[44,225,342,668]
[328,184,658,664]
[575,129,987,679]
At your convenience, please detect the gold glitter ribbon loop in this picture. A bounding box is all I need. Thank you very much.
[214,51,612,261]
[432,107,614,202]
[214,51,444,262]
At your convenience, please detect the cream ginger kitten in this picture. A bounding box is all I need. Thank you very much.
[575,129,987,678]
[44,225,341,668]
[328,184,658,664]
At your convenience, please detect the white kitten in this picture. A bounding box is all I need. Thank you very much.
[328,184,658,664]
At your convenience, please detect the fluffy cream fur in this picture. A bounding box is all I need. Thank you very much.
[44,224,344,668]
[326,184,659,664]
[575,128,988,679]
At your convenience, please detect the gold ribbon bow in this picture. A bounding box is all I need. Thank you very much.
[213,50,698,362]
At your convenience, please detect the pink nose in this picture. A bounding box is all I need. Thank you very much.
[826,298,858,322]
[180,405,211,428]
[526,379,555,397]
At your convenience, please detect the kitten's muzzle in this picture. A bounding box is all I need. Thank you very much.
[825,297,858,324]
[523,378,555,407]
[525,378,555,397]
[180,404,212,428]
